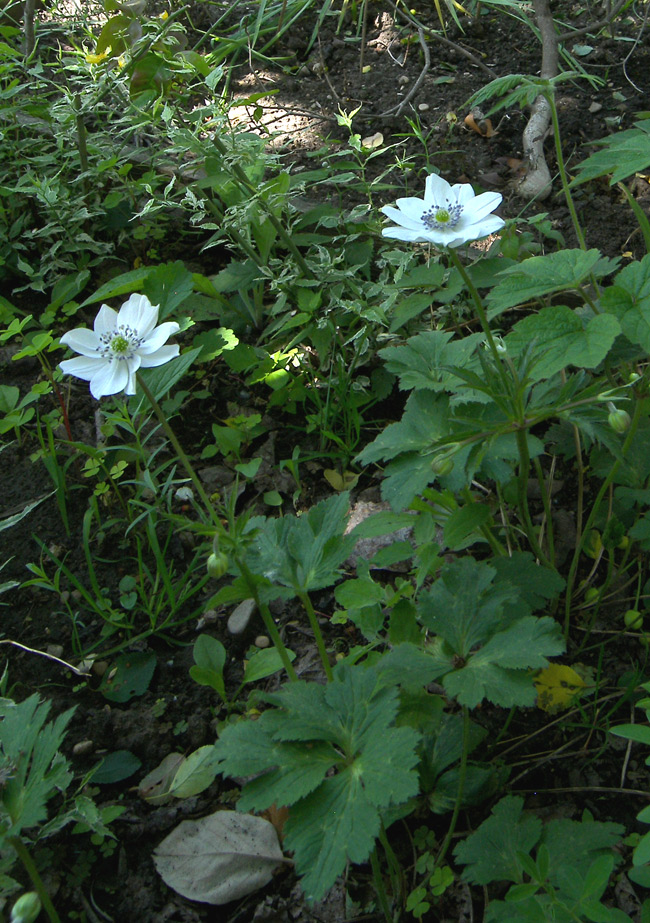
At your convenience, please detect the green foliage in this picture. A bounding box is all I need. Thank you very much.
[214,661,420,900]
[572,117,650,185]
[455,796,628,922]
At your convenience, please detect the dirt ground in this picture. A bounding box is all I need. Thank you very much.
[3,0,650,920]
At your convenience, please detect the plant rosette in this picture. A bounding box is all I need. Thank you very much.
[380,174,505,248]
[59,294,180,398]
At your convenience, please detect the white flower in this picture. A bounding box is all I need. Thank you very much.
[381,174,505,248]
[59,294,180,399]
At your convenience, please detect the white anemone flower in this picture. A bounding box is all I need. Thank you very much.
[381,174,505,248]
[59,293,180,399]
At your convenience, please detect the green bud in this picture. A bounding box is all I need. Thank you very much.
[431,455,454,477]
[624,609,643,630]
[206,552,229,579]
[11,893,41,923]
[608,407,631,434]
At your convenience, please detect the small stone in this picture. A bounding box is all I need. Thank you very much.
[92,660,109,677]
[254,635,270,649]
[174,486,194,502]
[588,101,602,113]
[227,599,256,636]
[196,608,219,632]
[46,644,64,658]
[72,740,94,757]
[59,591,70,604]
[398,75,409,86]
[418,103,430,112]
[71,589,82,602]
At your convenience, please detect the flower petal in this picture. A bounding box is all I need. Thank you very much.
[381,204,427,232]
[463,214,506,239]
[382,226,427,242]
[94,304,118,335]
[60,328,102,358]
[59,355,105,381]
[118,293,159,336]
[136,322,180,354]
[424,173,453,204]
[463,191,503,224]
[452,183,478,206]
[89,360,130,399]
[123,356,141,395]
[138,344,180,367]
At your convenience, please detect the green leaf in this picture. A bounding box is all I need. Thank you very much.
[378,331,483,392]
[92,749,142,784]
[170,746,221,798]
[601,254,650,351]
[455,796,542,885]
[243,647,296,684]
[100,652,156,703]
[136,346,202,403]
[79,268,152,307]
[542,815,623,881]
[190,635,226,698]
[143,261,194,319]
[505,306,621,380]
[486,250,619,318]
[443,502,491,549]
[572,119,650,185]
[245,492,356,594]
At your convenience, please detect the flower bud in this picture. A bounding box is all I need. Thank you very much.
[431,455,454,477]
[624,609,643,630]
[206,552,229,579]
[608,408,631,434]
[11,893,41,923]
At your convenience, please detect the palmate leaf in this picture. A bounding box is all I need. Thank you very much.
[601,253,650,352]
[378,331,484,393]
[571,119,650,185]
[245,492,356,594]
[486,249,619,319]
[455,795,542,885]
[215,663,420,900]
[505,306,620,380]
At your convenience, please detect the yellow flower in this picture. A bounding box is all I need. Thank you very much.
[85,50,109,64]
[159,10,168,19]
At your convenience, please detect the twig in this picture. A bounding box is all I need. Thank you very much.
[0,640,89,676]
[556,0,631,41]
[385,0,497,79]
[377,27,430,118]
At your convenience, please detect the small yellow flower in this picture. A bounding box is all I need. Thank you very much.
[117,56,126,68]
[85,50,109,64]
[159,10,168,19]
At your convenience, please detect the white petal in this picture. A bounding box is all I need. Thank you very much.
[382,226,426,242]
[94,304,118,335]
[464,214,506,239]
[89,360,129,399]
[451,183,477,206]
[381,205,426,232]
[124,357,141,395]
[463,191,503,223]
[60,328,102,357]
[118,293,159,336]
[59,355,105,381]
[138,344,180,368]
[137,322,180,354]
[424,173,453,204]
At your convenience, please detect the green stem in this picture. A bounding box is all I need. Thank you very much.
[563,397,644,639]
[8,837,61,923]
[532,455,555,567]
[136,373,220,527]
[436,705,470,866]
[515,429,551,566]
[237,558,298,683]
[369,846,394,923]
[297,590,333,682]
[546,91,587,252]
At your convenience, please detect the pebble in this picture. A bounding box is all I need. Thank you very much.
[227,599,256,636]
[72,740,94,756]
[418,103,430,112]
[254,635,271,649]
[46,644,64,658]
[174,486,194,502]
[398,75,409,86]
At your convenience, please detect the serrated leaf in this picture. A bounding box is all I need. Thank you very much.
[378,331,483,392]
[455,796,542,885]
[486,250,619,318]
[245,492,356,594]
[572,120,650,185]
[153,810,284,904]
[505,306,620,380]
[601,254,650,352]
[542,816,623,882]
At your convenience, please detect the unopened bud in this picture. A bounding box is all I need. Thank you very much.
[206,552,229,579]
[608,407,631,434]
[431,455,454,477]
[11,893,41,923]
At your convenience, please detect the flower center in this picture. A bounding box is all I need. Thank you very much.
[422,201,463,230]
[98,325,144,362]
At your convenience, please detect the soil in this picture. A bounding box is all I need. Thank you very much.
[3,1,650,921]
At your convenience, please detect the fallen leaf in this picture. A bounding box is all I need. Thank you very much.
[154,810,286,904]
[139,752,185,805]
[534,664,587,713]
[464,111,495,138]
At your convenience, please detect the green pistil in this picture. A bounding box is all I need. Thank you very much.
[110,335,129,354]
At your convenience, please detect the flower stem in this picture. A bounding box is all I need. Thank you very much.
[546,90,587,252]
[436,705,470,866]
[136,372,220,527]
[297,590,333,682]
[8,837,61,923]
[237,558,298,682]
